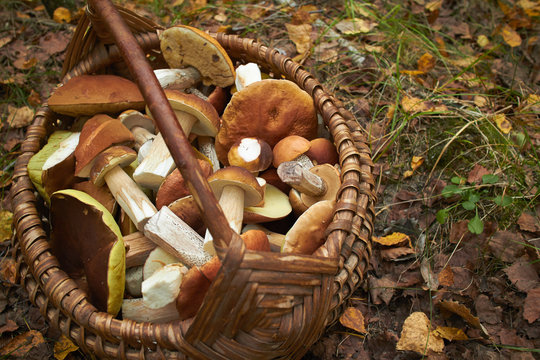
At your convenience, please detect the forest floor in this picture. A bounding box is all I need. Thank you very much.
[0,0,539,359]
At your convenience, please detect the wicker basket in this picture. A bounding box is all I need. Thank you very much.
[11,4,376,359]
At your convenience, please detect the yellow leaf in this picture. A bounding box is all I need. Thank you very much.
[401,96,429,113]
[501,24,522,47]
[417,53,436,73]
[335,18,377,35]
[0,210,13,242]
[474,95,489,107]
[492,114,512,134]
[54,335,79,360]
[374,232,411,247]
[518,0,540,16]
[411,156,424,171]
[285,23,312,55]
[362,43,384,53]
[477,35,490,48]
[7,104,34,128]
[339,307,366,333]
[0,330,45,357]
[403,170,414,179]
[437,266,455,287]
[425,0,443,11]
[396,312,444,354]
[53,7,71,24]
[438,300,482,329]
[401,69,425,76]
[433,326,469,341]
[448,56,478,68]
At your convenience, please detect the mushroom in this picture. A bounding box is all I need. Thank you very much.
[215,79,318,165]
[74,114,134,178]
[277,163,341,208]
[159,25,235,88]
[49,189,125,315]
[143,247,182,280]
[242,224,286,252]
[118,110,156,162]
[72,180,116,216]
[134,90,220,190]
[227,137,273,174]
[305,138,339,166]
[243,184,292,224]
[167,195,206,235]
[41,131,80,198]
[203,166,264,254]
[48,74,145,116]
[153,68,202,90]
[235,63,262,91]
[272,135,314,169]
[281,199,335,254]
[142,263,188,309]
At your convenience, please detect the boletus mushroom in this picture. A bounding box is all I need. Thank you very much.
[49,189,125,315]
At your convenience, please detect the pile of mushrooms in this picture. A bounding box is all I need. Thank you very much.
[29,25,342,322]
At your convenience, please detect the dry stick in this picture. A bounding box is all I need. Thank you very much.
[88,0,236,255]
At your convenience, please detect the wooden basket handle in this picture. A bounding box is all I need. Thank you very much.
[87,0,238,258]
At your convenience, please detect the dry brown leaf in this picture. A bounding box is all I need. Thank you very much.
[492,114,512,134]
[474,95,489,107]
[285,23,312,55]
[523,287,540,323]
[54,334,79,360]
[417,53,436,73]
[0,330,45,357]
[500,24,522,47]
[373,232,411,247]
[27,89,42,107]
[448,56,478,68]
[0,319,19,335]
[517,212,540,233]
[467,164,490,184]
[0,35,13,49]
[433,326,469,341]
[438,300,482,329]
[437,266,454,287]
[411,156,424,171]
[0,257,17,285]
[434,35,448,57]
[0,210,13,242]
[53,7,71,23]
[13,57,37,70]
[503,261,539,292]
[39,32,70,56]
[6,104,34,128]
[339,307,366,333]
[369,275,396,305]
[335,18,376,35]
[381,246,416,261]
[396,312,444,354]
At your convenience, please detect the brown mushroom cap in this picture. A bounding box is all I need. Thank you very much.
[305,138,339,165]
[228,137,273,173]
[215,79,318,165]
[74,115,134,177]
[272,135,311,168]
[48,75,145,116]
[90,146,137,187]
[300,164,341,207]
[50,189,125,315]
[73,180,116,215]
[160,25,235,88]
[207,166,264,207]
[168,195,206,235]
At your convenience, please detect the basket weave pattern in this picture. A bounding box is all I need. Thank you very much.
[11,7,376,359]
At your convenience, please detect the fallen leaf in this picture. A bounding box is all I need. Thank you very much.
[425,0,443,11]
[523,287,540,323]
[467,164,490,185]
[517,212,540,233]
[187,0,207,12]
[438,300,481,329]
[474,294,502,325]
[474,95,489,107]
[437,266,454,287]
[380,246,416,261]
[13,57,37,70]
[504,261,539,292]
[500,24,522,47]
[477,35,490,48]
[487,231,526,262]
[417,53,436,73]
[39,32,70,56]
[492,114,512,134]
[448,56,478,68]
[53,7,71,23]
[401,96,429,113]
[0,35,13,49]
[0,257,17,285]
[339,307,366,333]
[373,232,411,247]
[16,11,30,19]
[335,18,376,35]
[411,156,424,171]
[27,89,42,107]
[522,94,540,113]
[433,326,468,341]
[396,312,444,354]
[518,0,540,17]
[54,334,79,360]
[0,319,19,335]
[369,275,396,305]
[0,330,45,357]
[285,23,312,55]
[214,13,227,22]
[434,35,448,57]
[401,69,425,76]
[6,104,34,128]
[0,210,13,242]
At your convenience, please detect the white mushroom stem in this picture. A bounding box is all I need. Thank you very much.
[154,68,201,90]
[104,166,158,232]
[235,63,262,91]
[277,161,326,197]
[144,206,213,268]
[295,154,314,169]
[198,136,220,172]
[131,126,155,149]
[133,112,197,190]
[203,185,245,254]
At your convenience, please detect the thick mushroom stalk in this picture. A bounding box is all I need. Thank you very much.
[134,91,220,190]
[154,68,201,90]
[203,166,264,254]
[118,110,156,162]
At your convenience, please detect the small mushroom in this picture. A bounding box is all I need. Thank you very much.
[272,135,314,169]
[305,138,339,166]
[235,63,262,91]
[227,137,273,174]
[50,189,125,315]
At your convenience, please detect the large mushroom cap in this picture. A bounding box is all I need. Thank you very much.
[272,135,311,167]
[50,189,125,315]
[207,166,264,207]
[160,25,235,88]
[48,75,145,116]
[215,79,318,165]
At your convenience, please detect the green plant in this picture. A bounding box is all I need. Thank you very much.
[436,173,513,234]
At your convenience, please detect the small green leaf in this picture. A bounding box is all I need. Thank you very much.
[442,185,462,198]
[451,176,466,185]
[462,201,476,210]
[482,174,499,185]
[468,193,480,203]
[436,209,449,224]
[468,215,484,234]
[493,195,513,207]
